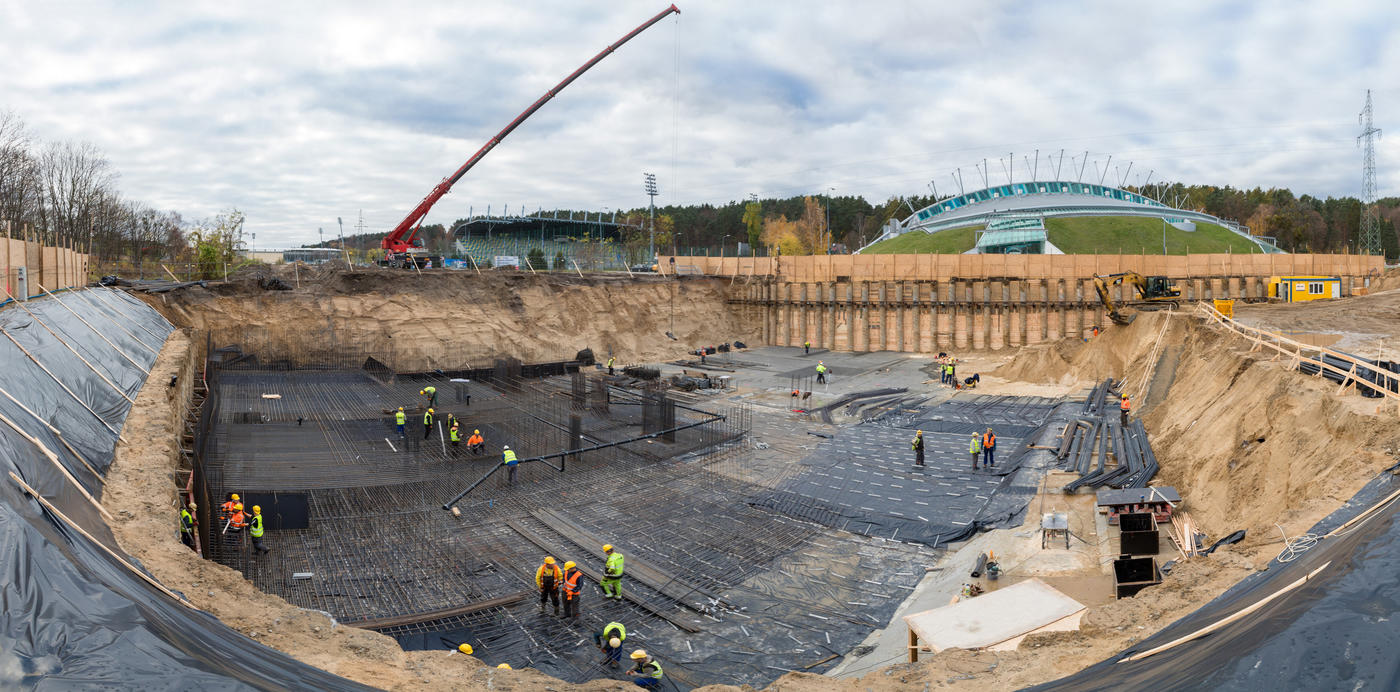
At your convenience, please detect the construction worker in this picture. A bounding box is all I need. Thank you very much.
[949,358,957,384]
[627,650,664,689]
[607,356,616,375]
[911,430,924,467]
[445,412,458,431]
[179,501,196,550]
[594,621,627,668]
[804,339,811,355]
[449,424,461,451]
[536,556,562,615]
[944,361,954,386]
[394,407,406,436]
[982,427,997,468]
[227,502,248,549]
[423,407,435,440]
[969,432,982,471]
[468,429,485,455]
[249,505,270,555]
[503,445,519,485]
[420,385,437,408]
[601,544,624,600]
[1120,393,1131,427]
[815,361,828,385]
[219,493,240,527]
[561,560,582,618]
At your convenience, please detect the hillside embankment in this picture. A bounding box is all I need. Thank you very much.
[141,266,756,369]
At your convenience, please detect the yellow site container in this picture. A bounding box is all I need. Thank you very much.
[1213,299,1235,318]
[1267,276,1341,303]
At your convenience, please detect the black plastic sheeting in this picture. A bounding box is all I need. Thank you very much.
[752,396,1071,547]
[1031,470,1400,690]
[1297,348,1400,398]
[0,289,371,690]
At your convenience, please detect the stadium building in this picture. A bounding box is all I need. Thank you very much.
[863,181,1283,254]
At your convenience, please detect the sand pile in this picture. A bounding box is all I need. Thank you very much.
[996,311,1399,539]
[142,268,754,370]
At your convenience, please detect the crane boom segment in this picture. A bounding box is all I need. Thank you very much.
[380,4,681,267]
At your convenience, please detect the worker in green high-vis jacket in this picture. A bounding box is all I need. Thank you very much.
[601,543,625,600]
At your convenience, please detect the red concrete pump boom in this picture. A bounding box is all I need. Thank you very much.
[380,4,681,266]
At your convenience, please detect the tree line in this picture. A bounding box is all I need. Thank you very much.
[0,110,244,273]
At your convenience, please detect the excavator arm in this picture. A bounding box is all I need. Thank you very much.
[380,5,681,264]
[1094,272,1182,326]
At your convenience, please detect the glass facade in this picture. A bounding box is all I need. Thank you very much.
[916,183,1166,221]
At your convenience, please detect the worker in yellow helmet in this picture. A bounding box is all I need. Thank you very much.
[561,560,582,618]
[249,505,270,555]
[536,556,562,615]
[394,407,406,436]
[423,407,435,440]
[628,650,664,688]
[419,385,437,408]
[601,544,625,600]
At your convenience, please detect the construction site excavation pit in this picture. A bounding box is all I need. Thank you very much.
[81,266,1400,690]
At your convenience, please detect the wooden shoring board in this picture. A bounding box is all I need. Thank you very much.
[531,507,727,610]
[503,519,702,633]
[348,591,530,630]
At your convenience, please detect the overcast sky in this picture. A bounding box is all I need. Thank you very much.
[3,1,1398,247]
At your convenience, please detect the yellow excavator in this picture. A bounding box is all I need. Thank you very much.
[1093,272,1181,325]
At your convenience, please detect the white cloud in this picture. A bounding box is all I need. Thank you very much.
[2,0,1398,247]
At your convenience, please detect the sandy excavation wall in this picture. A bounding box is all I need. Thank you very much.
[994,312,1400,540]
[142,269,758,370]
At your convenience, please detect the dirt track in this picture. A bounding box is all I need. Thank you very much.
[1233,285,1400,359]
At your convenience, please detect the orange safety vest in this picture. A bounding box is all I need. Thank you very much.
[468,434,484,445]
[536,563,562,590]
[1120,397,1131,411]
[562,568,582,598]
[230,511,248,529]
[220,500,236,518]
[983,432,996,449]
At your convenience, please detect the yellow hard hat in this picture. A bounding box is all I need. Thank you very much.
[496,663,511,670]
[398,406,403,411]
[544,556,555,565]
[234,503,243,511]
[630,650,648,660]
[603,544,613,553]
[916,430,923,434]
[458,643,474,655]
[252,505,261,513]
[474,429,480,435]
[564,561,576,570]
[609,637,621,648]
[419,389,425,394]
[231,493,240,501]
[428,407,434,413]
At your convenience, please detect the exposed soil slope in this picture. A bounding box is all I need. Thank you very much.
[142,268,755,370]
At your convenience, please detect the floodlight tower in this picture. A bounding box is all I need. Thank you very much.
[1359,90,1383,255]
[645,172,659,260]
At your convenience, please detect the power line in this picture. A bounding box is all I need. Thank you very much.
[1358,89,1383,255]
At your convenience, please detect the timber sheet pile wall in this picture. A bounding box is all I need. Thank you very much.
[0,237,89,300]
[668,252,1383,283]
[690,253,1384,352]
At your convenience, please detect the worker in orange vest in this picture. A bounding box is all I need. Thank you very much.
[226,502,248,549]
[219,493,240,526]
[982,428,997,468]
[561,560,583,619]
[1120,393,1131,427]
[467,429,485,455]
[536,556,563,615]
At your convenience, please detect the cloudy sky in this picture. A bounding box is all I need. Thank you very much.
[3,1,1398,247]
